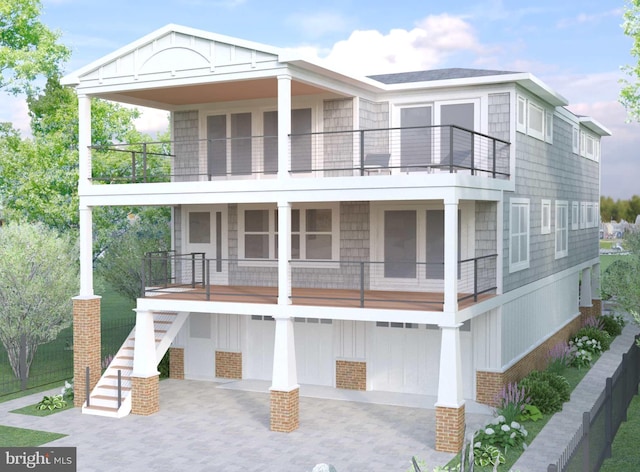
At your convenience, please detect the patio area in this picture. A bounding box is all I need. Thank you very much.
[1,379,492,471]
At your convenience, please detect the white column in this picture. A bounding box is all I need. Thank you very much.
[277,201,292,305]
[592,263,601,300]
[443,200,459,313]
[132,309,159,378]
[435,323,464,408]
[580,267,592,307]
[271,314,298,391]
[79,206,94,296]
[78,94,92,187]
[277,75,292,179]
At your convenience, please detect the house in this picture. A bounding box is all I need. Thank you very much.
[61,24,610,452]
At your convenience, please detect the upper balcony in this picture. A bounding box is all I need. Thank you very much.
[90,125,510,185]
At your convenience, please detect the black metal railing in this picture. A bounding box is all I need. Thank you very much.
[89,125,510,183]
[547,334,640,472]
[141,252,498,309]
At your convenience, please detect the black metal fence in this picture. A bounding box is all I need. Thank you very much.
[0,317,135,399]
[547,334,640,472]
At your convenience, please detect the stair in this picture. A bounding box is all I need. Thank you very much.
[83,311,189,418]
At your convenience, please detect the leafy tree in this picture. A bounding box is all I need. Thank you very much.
[0,223,78,388]
[0,0,70,95]
[95,210,171,302]
[602,231,640,333]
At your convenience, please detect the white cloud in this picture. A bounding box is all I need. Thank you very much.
[0,96,31,136]
[134,107,170,137]
[556,8,623,29]
[314,14,484,76]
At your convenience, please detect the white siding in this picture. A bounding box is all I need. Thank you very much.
[501,272,579,367]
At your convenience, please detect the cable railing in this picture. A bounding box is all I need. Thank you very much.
[141,252,498,309]
[89,125,510,184]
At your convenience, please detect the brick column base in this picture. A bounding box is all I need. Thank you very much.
[336,360,366,390]
[131,375,160,415]
[215,351,242,379]
[73,296,102,408]
[169,348,184,380]
[435,404,466,453]
[592,299,602,317]
[270,388,299,432]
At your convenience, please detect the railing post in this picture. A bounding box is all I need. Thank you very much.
[582,411,590,472]
[191,253,196,289]
[492,140,497,178]
[142,142,148,183]
[117,369,122,409]
[359,130,365,176]
[473,258,478,302]
[360,262,365,308]
[547,464,557,472]
[131,151,136,183]
[85,366,90,407]
[470,132,475,175]
[201,253,205,288]
[605,376,613,460]
[206,259,211,301]
[449,126,454,173]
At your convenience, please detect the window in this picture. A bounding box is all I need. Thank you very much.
[510,199,530,272]
[545,111,553,143]
[571,202,579,230]
[586,202,596,228]
[541,200,551,235]
[516,95,527,133]
[239,204,338,262]
[527,101,545,140]
[580,202,586,229]
[572,126,580,154]
[555,201,568,258]
[189,212,211,244]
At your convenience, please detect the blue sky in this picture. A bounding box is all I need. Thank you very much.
[2,0,638,199]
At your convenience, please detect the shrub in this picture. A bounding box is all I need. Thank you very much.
[36,394,66,411]
[473,416,528,453]
[575,326,612,351]
[569,348,593,369]
[526,371,570,403]
[473,444,505,468]
[547,341,572,374]
[518,404,543,422]
[583,316,604,330]
[519,376,563,414]
[495,382,530,424]
[599,314,625,337]
[61,379,74,401]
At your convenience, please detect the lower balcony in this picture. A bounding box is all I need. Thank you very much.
[142,252,498,312]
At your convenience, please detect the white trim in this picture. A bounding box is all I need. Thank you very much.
[555,200,568,259]
[571,201,579,230]
[545,110,554,144]
[516,95,527,133]
[526,100,545,141]
[509,198,530,273]
[541,199,551,235]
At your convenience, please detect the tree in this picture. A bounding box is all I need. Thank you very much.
[0,223,78,388]
[95,211,171,302]
[0,0,70,95]
[602,231,640,332]
[622,0,640,121]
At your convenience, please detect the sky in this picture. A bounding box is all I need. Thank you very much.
[1,0,638,199]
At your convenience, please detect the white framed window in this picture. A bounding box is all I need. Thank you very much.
[541,199,551,235]
[585,202,596,228]
[555,201,568,259]
[238,203,339,263]
[571,201,579,230]
[527,101,545,141]
[580,202,586,229]
[516,95,527,133]
[572,126,580,154]
[510,198,530,272]
[545,110,554,143]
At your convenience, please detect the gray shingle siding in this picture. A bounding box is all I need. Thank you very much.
[503,115,600,292]
[323,99,354,176]
[488,93,510,142]
[173,110,200,181]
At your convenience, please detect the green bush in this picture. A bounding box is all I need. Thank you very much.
[575,326,612,351]
[599,314,625,337]
[519,376,563,414]
[526,371,570,403]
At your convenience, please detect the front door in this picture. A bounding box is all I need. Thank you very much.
[184,205,227,285]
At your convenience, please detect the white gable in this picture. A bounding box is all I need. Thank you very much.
[63,25,282,89]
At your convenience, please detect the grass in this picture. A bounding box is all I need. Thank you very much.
[0,425,66,447]
[600,393,640,472]
[10,400,74,417]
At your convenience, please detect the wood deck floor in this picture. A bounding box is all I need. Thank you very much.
[145,285,494,311]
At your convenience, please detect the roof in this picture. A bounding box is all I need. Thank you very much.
[368,68,520,85]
